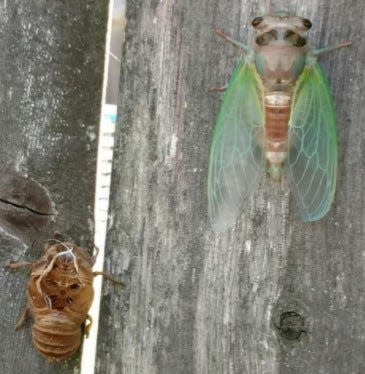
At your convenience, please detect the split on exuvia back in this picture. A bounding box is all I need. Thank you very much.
[207,14,351,231]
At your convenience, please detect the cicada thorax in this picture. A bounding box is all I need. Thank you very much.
[27,243,94,361]
[252,15,312,177]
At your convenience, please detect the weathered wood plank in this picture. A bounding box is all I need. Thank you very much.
[0,0,108,372]
[99,0,364,373]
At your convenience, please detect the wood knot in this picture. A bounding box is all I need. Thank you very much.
[275,311,306,341]
[0,171,54,241]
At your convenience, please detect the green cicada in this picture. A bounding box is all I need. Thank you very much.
[208,14,351,231]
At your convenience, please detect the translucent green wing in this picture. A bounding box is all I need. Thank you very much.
[287,61,337,221]
[208,61,265,230]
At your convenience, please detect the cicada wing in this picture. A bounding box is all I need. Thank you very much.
[287,62,337,221]
[208,61,265,230]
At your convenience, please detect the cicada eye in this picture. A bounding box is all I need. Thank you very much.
[252,16,263,27]
[302,18,312,29]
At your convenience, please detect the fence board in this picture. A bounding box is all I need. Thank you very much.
[99,0,364,373]
[0,1,108,373]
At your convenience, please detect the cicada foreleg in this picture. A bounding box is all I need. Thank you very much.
[14,306,30,331]
[215,29,250,52]
[91,245,124,285]
[83,314,93,337]
[209,29,251,93]
[209,84,228,92]
[313,41,352,56]
[93,271,124,286]
[5,262,33,330]
[6,261,33,270]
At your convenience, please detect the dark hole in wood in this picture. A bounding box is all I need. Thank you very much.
[275,311,306,340]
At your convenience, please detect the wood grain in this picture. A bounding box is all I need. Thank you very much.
[98,0,364,373]
[0,0,108,372]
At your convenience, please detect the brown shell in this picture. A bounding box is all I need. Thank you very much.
[26,242,94,361]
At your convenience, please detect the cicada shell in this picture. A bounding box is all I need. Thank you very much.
[8,241,122,361]
[208,14,351,230]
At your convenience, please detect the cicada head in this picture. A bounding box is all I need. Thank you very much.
[251,14,311,46]
[30,242,94,310]
[251,14,312,89]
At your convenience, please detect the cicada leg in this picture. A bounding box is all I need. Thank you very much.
[90,245,100,266]
[209,84,228,92]
[6,261,33,270]
[313,41,352,56]
[215,29,250,52]
[210,29,251,93]
[93,271,124,286]
[84,314,93,337]
[6,262,33,331]
[14,306,30,331]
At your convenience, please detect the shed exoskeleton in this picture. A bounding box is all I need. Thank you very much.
[7,240,123,361]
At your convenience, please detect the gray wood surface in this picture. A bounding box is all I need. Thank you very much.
[0,1,107,373]
[99,0,364,373]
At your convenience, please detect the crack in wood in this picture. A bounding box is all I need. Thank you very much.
[0,198,54,216]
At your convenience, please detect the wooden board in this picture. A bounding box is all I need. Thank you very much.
[0,0,108,372]
[99,0,365,373]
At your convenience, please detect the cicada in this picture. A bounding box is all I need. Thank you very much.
[7,240,123,361]
[208,14,351,230]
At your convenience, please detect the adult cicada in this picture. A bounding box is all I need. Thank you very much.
[207,14,351,230]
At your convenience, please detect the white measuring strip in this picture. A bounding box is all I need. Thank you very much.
[80,104,117,374]
[80,0,116,371]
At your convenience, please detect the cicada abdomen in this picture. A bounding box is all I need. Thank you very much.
[7,241,123,361]
[208,14,351,230]
[28,242,94,361]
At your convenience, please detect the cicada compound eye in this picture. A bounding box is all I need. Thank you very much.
[251,16,263,27]
[301,18,312,29]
